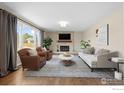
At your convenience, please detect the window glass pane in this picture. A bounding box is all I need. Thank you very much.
[17,20,41,50]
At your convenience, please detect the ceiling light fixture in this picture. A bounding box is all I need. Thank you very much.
[58,21,69,28]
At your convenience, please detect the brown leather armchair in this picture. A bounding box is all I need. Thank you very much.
[18,48,46,70]
[36,47,53,61]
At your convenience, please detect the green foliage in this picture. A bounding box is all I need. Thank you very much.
[23,33,33,39]
[23,33,33,43]
[80,40,91,49]
[43,37,53,49]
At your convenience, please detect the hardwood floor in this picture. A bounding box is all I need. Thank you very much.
[0,67,123,85]
[0,67,100,85]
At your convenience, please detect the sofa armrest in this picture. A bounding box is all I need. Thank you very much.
[97,51,118,68]
[98,52,118,60]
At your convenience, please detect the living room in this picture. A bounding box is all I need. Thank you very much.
[0,1,124,88]
[44,2,124,73]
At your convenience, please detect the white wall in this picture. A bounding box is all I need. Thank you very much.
[73,32,84,52]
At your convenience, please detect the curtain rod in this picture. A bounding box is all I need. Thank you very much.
[0,8,43,31]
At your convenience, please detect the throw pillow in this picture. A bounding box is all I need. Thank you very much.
[43,47,47,51]
[83,47,95,54]
[94,48,101,55]
[96,49,110,55]
[28,49,37,56]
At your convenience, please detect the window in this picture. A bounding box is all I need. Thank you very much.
[17,20,41,50]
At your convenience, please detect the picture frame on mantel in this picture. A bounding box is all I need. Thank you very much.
[96,24,109,45]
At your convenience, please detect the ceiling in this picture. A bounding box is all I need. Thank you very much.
[0,2,123,32]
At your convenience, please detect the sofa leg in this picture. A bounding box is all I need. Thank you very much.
[114,68,117,71]
[91,68,94,72]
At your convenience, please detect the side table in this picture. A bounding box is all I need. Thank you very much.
[111,57,124,80]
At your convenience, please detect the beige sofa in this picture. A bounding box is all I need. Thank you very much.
[78,48,118,71]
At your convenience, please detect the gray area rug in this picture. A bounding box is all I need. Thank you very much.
[24,55,114,78]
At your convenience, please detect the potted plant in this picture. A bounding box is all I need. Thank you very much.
[80,40,91,49]
[43,37,53,50]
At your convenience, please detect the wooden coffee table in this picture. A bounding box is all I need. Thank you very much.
[59,54,74,66]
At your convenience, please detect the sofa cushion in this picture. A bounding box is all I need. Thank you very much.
[83,54,97,62]
[83,47,95,54]
[95,49,110,55]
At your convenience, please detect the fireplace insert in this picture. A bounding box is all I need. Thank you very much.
[60,46,69,52]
